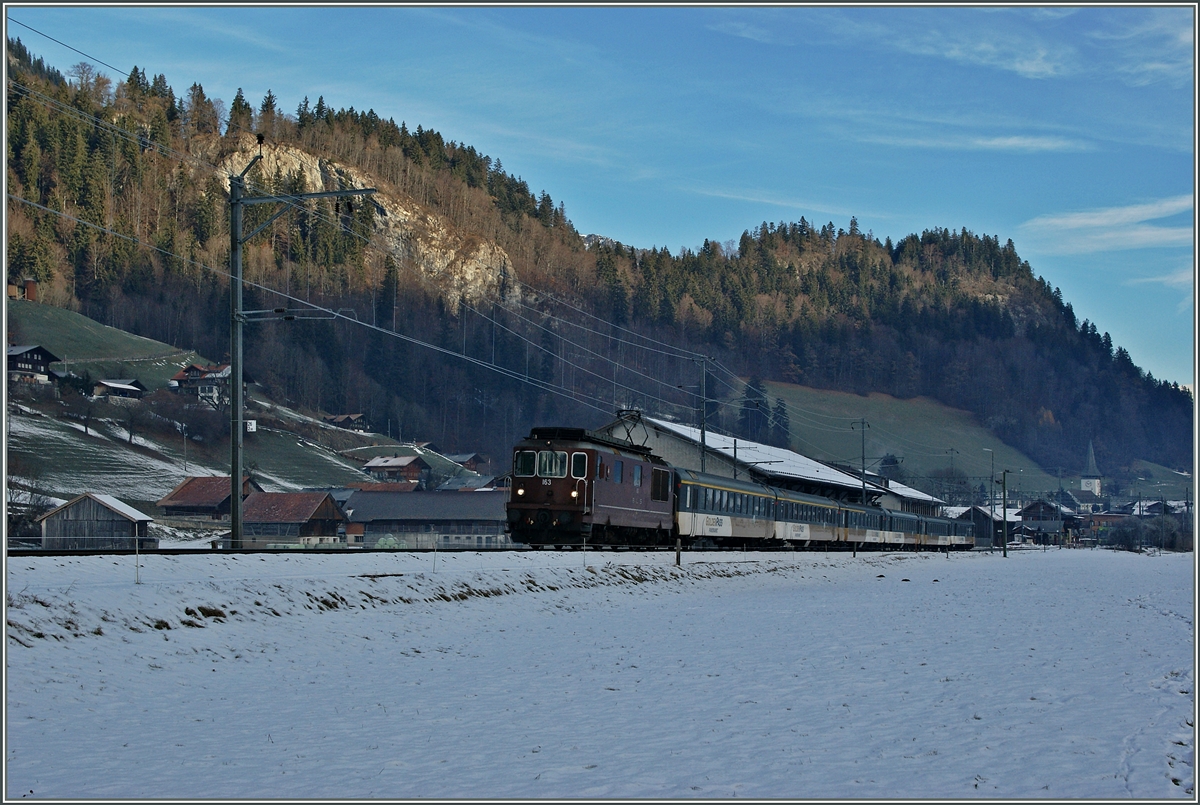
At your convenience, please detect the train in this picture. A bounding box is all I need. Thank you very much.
[505,427,974,551]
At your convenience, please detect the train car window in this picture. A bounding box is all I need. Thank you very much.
[595,457,603,480]
[633,465,642,487]
[613,460,623,484]
[571,452,588,479]
[651,468,670,502]
[514,451,536,477]
[537,450,568,478]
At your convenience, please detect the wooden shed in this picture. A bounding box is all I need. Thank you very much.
[37,493,156,550]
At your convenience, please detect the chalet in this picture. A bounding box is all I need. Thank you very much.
[944,505,1023,548]
[7,345,61,385]
[362,455,432,485]
[447,453,488,473]
[341,489,511,549]
[93,378,147,399]
[1018,499,1079,543]
[169,363,232,409]
[241,491,345,548]
[157,476,263,519]
[37,493,156,551]
[323,413,371,432]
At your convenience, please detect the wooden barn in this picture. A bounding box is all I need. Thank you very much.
[37,493,156,550]
[157,476,263,519]
[241,491,345,548]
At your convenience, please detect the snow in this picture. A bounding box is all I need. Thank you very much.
[5,548,1193,799]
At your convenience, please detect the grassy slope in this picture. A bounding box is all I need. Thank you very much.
[7,299,206,390]
[766,380,1061,494]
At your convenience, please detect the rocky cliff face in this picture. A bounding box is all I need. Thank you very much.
[214,135,515,311]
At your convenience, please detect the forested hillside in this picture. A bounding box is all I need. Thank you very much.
[5,39,1192,480]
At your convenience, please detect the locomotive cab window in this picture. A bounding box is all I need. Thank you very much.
[537,450,568,478]
[571,452,588,479]
[613,460,623,484]
[514,451,536,477]
[633,465,643,487]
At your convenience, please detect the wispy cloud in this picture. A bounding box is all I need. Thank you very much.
[1019,195,1194,254]
[859,132,1092,152]
[1085,8,1194,88]
[705,20,787,45]
[1126,267,1196,314]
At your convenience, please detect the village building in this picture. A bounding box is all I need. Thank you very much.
[7,344,61,385]
[323,413,371,432]
[362,455,432,486]
[447,453,489,474]
[37,493,156,551]
[241,491,345,548]
[157,476,263,519]
[7,277,39,301]
[1017,499,1078,543]
[168,363,233,410]
[341,489,511,549]
[92,378,147,399]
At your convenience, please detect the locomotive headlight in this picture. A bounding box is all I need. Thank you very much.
[516,487,525,496]
[571,490,578,499]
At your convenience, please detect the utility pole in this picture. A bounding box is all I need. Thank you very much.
[852,418,869,504]
[983,448,994,551]
[998,469,1010,558]
[228,139,375,549]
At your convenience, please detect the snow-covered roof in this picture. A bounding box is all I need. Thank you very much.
[642,417,865,493]
[869,476,942,504]
[38,492,153,523]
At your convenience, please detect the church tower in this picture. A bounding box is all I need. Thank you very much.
[1081,440,1102,496]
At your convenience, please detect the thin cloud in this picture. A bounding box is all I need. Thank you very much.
[706,20,790,46]
[1019,196,1194,254]
[1125,268,1194,290]
[858,133,1092,153]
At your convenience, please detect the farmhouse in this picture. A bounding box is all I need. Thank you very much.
[37,493,156,551]
[7,344,60,385]
[241,491,345,548]
[157,476,263,519]
[169,363,232,409]
[323,413,371,432]
[362,455,432,485]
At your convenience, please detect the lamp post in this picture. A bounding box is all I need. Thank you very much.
[983,448,994,551]
[228,145,375,548]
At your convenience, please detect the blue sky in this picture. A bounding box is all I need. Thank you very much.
[7,5,1196,387]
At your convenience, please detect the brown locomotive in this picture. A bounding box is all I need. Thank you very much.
[506,427,676,548]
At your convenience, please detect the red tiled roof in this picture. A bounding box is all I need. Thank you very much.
[243,492,342,524]
[158,476,252,508]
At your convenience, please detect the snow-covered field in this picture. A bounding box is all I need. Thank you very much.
[4,547,1194,799]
